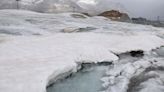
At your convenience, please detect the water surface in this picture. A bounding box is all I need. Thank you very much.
[47,65,108,92]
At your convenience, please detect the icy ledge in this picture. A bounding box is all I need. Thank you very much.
[0,33,164,92]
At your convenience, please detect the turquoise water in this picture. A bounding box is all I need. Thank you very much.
[47,65,108,92]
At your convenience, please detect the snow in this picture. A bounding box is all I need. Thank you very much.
[101,53,164,92]
[0,10,164,92]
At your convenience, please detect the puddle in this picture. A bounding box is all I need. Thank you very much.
[47,64,109,92]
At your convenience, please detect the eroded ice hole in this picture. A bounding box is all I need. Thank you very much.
[47,63,111,92]
[116,50,144,63]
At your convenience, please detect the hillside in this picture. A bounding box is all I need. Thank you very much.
[0,0,127,15]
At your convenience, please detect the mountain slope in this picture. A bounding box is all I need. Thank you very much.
[0,0,127,15]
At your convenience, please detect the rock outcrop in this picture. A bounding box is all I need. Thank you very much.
[98,10,130,22]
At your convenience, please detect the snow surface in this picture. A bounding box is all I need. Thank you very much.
[101,55,164,92]
[0,10,164,92]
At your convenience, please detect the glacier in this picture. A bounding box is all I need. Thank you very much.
[0,9,164,92]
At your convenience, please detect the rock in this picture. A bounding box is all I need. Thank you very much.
[99,10,122,20]
[120,13,131,22]
[98,10,130,22]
